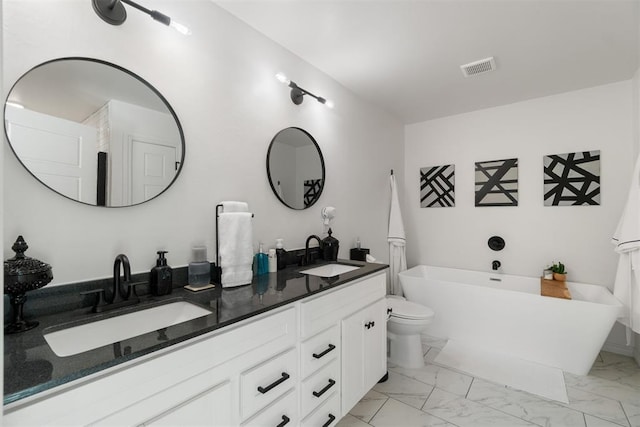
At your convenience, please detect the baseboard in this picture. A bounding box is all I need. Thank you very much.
[602,341,634,357]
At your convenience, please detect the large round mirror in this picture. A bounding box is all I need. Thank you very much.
[266,127,325,209]
[4,57,185,207]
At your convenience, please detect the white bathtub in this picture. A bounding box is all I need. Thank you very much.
[399,265,623,375]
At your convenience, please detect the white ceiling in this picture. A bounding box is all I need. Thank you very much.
[215,0,639,124]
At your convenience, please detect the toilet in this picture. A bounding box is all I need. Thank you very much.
[386,296,435,369]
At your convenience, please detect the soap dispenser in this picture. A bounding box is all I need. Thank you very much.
[322,229,339,261]
[150,251,173,296]
[254,243,269,276]
[275,238,288,270]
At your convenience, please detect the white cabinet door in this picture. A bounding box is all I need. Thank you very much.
[341,298,387,415]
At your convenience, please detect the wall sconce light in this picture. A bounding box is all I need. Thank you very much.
[276,73,334,108]
[92,0,191,35]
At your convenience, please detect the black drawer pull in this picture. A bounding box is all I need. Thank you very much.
[313,344,336,359]
[257,372,290,394]
[276,415,290,427]
[312,379,336,397]
[322,414,336,427]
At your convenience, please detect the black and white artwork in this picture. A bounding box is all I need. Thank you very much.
[475,158,518,207]
[304,179,323,207]
[544,151,600,206]
[420,165,455,208]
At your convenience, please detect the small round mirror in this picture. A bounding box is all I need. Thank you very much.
[266,127,325,209]
[4,57,185,207]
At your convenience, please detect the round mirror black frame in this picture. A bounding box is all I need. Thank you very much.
[266,127,325,210]
[3,57,186,208]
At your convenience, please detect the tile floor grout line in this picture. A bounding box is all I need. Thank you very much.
[619,401,633,427]
[464,377,475,399]
[366,394,390,424]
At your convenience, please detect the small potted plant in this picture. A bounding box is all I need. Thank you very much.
[550,262,567,281]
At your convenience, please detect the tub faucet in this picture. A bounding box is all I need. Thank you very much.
[492,260,501,271]
[304,235,323,265]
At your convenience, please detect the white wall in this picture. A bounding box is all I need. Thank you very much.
[2,1,404,285]
[405,81,635,354]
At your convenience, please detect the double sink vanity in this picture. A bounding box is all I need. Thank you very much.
[3,56,388,426]
[4,259,388,426]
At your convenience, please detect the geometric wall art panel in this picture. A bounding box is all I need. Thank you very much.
[304,179,323,207]
[420,164,455,208]
[544,150,600,206]
[475,158,518,207]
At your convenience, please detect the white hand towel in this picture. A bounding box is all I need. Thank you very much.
[221,201,249,213]
[612,153,640,342]
[388,174,407,296]
[388,175,406,243]
[218,212,253,287]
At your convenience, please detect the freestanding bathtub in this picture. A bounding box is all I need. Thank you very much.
[399,265,623,375]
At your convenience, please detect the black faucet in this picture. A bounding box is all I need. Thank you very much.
[111,254,132,304]
[85,254,141,313]
[492,260,501,271]
[304,235,323,265]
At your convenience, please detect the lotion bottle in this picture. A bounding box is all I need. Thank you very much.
[268,249,277,273]
[150,251,173,296]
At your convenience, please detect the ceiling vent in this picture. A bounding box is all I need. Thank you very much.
[460,57,496,77]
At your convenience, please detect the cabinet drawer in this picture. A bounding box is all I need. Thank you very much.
[301,325,340,378]
[300,272,385,338]
[241,348,298,420]
[301,392,340,427]
[242,389,298,427]
[301,360,340,417]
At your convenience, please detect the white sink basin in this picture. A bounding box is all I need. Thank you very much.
[300,263,360,278]
[44,301,212,357]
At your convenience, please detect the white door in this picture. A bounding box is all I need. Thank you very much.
[5,105,98,204]
[130,137,177,205]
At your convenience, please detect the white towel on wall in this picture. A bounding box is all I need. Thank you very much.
[221,201,249,213]
[219,211,253,287]
[388,174,407,296]
[611,153,640,343]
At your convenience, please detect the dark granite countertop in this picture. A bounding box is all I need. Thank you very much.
[3,259,388,406]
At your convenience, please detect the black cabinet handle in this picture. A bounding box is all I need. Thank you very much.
[364,321,376,329]
[322,414,336,427]
[313,344,336,359]
[312,379,336,397]
[257,372,290,394]
[276,415,290,427]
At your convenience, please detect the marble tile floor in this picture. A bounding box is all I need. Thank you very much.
[337,338,640,427]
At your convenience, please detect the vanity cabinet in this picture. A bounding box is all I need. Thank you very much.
[4,270,387,426]
[341,298,387,413]
[299,271,386,419]
[4,307,297,426]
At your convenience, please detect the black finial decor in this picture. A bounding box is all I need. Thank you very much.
[4,236,53,334]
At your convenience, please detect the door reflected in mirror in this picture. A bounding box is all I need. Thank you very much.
[266,127,325,210]
[4,57,185,207]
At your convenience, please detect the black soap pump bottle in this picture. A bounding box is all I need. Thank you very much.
[150,251,173,296]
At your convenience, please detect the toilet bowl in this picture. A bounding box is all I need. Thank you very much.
[386,296,435,369]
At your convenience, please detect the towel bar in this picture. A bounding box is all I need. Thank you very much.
[215,203,254,266]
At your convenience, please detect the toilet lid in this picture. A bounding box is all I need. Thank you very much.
[387,298,434,320]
